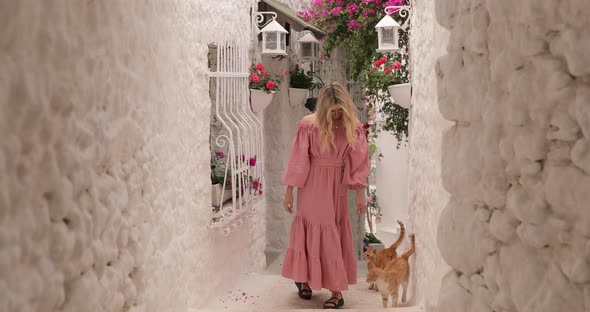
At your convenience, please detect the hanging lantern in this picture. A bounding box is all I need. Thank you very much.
[297,31,320,60]
[260,19,289,56]
[375,14,401,53]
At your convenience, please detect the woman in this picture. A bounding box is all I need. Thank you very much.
[281,82,369,309]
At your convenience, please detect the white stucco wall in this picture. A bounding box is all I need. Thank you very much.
[406,0,452,309]
[435,0,590,311]
[0,1,266,311]
[375,134,409,247]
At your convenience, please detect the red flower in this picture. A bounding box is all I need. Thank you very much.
[249,157,257,166]
[392,61,402,69]
[261,70,269,77]
[363,123,371,129]
[384,67,392,74]
[255,63,265,71]
[250,73,260,83]
[373,60,382,67]
[379,56,387,64]
[266,81,276,90]
[258,190,263,195]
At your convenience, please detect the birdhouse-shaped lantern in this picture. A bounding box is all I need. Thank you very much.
[375,14,401,53]
[298,31,320,60]
[260,19,289,56]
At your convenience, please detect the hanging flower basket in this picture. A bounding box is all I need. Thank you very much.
[250,89,275,113]
[387,83,411,109]
[288,88,308,108]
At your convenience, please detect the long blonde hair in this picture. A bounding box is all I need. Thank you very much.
[316,82,360,151]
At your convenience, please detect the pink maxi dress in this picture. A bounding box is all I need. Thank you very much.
[281,121,369,291]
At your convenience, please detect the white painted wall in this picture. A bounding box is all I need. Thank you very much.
[406,0,452,309]
[375,133,409,247]
[434,0,590,311]
[0,1,266,311]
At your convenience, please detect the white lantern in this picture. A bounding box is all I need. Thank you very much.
[298,31,320,60]
[375,14,401,53]
[260,19,288,56]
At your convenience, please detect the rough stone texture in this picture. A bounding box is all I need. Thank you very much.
[434,0,590,311]
[0,1,265,311]
[406,0,452,309]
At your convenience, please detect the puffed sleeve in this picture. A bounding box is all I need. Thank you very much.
[343,126,369,188]
[281,122,311,187]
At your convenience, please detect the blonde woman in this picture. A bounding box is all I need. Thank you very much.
[281,82,369,309]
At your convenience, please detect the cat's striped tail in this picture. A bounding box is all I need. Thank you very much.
[401,234,415,260]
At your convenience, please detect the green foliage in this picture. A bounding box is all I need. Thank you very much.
[379,94,409,146]
[289,64,315,89]
[365,232,382,244]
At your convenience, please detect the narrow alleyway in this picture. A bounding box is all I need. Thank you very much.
[196,256,425,311]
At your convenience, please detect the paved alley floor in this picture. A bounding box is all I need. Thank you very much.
[196,255,425,311]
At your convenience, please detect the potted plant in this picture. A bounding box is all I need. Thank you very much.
[211,151,232,208]
[249,63,284,113]
[288,64,315,107]
[363,232,384,252]
[366,56,411,109]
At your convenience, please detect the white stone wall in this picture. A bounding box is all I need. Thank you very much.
[375,134,409,247]
[406,0,452,309]
[435,0,590,311]
[0,1,266,311]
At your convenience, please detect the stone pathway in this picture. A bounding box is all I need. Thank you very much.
[195,256,424,311]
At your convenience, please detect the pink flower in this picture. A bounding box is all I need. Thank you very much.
[392,61,402,69]
[250,73,260,83]
[266,80,276,90]
[331,6,342,15]
[347,20,358,29]
[311,0,323,7]
[255,63,265,71]
[384,67,392,73]
[347,3,359,15]
[215,151,225,158]
[249,157,257,166]
[258,190,263,195]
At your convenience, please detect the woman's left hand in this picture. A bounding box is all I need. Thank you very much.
[356,190,366,214]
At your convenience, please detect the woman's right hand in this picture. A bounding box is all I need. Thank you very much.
[284,187,294,213]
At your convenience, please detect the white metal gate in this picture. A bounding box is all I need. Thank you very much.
[208,37,264,236]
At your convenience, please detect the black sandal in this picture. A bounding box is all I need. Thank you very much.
[295,282,312,300]
[323,296,344,309]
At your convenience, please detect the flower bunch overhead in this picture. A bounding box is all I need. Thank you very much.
[298,0,409,80]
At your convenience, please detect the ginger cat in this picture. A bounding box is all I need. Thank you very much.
[363,220,405,291]
[366,234,415,308]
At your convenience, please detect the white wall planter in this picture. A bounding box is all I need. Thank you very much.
[250,89,275,113]
[368,242,385,251]
[212,183,232,208]
[388,83,411,109]
[288,88,309,108]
